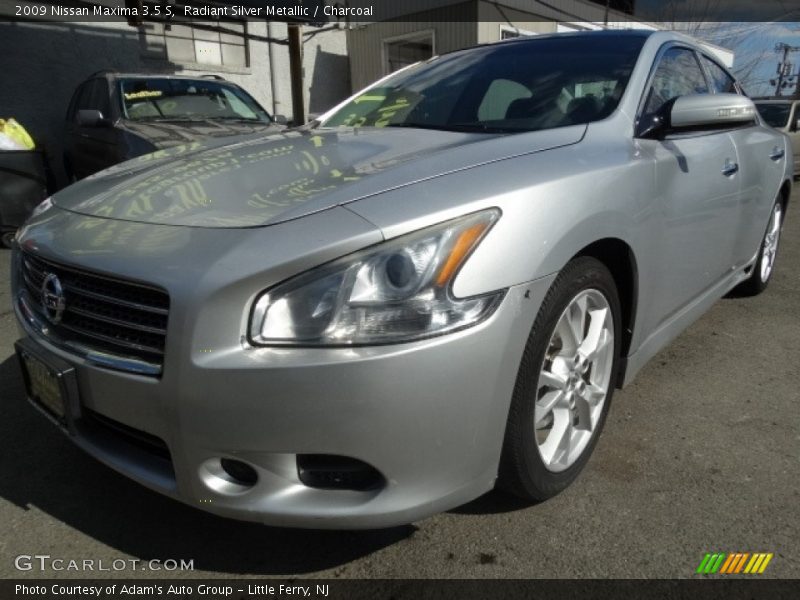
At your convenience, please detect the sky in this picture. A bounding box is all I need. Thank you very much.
[625,1,800,95]
[689,22,800,96]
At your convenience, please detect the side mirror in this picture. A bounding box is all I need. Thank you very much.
[272,114,288,125]
[793,118,800,132]
[76,109,111,128]
[669,94,756,130]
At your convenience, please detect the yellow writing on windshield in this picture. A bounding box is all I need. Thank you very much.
[124,90,163,100]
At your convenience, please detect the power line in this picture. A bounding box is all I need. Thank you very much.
[771,42,800,96]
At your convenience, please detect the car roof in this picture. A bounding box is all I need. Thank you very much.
[486,28,655,48]
[90,71,232,82]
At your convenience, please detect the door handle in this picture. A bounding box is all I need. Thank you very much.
[769,147,785,161]
[722,160,739,176]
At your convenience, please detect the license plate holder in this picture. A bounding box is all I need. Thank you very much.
[15,338,80,433]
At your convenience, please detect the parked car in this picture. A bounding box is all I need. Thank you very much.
[12,30,790,529]
[63,72,284,182]
[754,97,800,175]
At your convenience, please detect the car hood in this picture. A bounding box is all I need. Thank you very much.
[120,118,282,148]
[53,125,586,228]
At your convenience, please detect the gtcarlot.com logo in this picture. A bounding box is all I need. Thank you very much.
[696,552,773,575]
[14,555,194,572]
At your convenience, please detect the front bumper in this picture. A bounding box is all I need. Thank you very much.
[13,265,552,528]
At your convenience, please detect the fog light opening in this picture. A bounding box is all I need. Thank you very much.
[297,454,385,491]
[220,458,258,487]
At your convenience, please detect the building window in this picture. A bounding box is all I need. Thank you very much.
[500,25,537,40]
[139,20,248,68]
[383,31,434,74]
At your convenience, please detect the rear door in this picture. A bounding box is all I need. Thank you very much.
[701,55,787,268]
[637,45,742,325]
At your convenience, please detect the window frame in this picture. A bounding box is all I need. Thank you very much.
[698,53,739,96]
[381,29,436,76]
[634,42,714,139]
[499,25,538,40]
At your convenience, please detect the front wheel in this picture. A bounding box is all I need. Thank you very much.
[498,257,621,501]
[733,199,784,297]
[1,230,16,249]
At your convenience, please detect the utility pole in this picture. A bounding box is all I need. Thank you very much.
[771,42,800,97]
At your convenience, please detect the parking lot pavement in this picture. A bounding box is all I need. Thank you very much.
[0,192,798,580]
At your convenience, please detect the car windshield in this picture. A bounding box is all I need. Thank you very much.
[119,78,272,123]
[321,35,647,133]
[755,103,792,128]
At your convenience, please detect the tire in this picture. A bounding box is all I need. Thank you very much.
[63,155,77,185]
[498,256,622,501]
[1,230,15,249]
[733,199,784,297]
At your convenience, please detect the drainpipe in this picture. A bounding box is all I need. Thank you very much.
[288,24,306,125]
[266,21,279,117]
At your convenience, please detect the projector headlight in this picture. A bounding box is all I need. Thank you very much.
[249,209,503,346]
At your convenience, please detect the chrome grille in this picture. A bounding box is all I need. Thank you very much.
[20,252,169,373]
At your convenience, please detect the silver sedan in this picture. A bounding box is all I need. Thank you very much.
[11,30,790,528]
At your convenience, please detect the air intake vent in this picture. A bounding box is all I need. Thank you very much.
[297,454,385,491]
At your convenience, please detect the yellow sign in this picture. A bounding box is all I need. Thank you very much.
[124,90,163,100]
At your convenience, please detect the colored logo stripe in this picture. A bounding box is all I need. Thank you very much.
[696,553,773,574]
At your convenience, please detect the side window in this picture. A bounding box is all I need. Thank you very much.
[643,47,708,116]
[478,79,532,121]
[87,79,111,117]
[66,85,83,121]
[74,82,94,114]
[702,57,737,94]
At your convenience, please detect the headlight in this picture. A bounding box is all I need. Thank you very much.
[30,197,53,218]
[249,209,504,346]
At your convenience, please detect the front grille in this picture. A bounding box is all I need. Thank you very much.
[20,251,169,372]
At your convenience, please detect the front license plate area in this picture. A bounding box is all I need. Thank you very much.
[15,339,80,432]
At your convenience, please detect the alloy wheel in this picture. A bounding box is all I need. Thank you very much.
[534,289,615,472]
[760,203,782,283]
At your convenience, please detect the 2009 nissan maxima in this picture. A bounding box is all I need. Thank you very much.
[11,30,790,528]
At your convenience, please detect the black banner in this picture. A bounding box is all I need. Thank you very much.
[4,579,800,600]
[2,0,800,23]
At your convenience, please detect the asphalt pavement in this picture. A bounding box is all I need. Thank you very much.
[0,191,798,579]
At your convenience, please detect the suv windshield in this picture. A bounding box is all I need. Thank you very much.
[321,35,646,133]
[119,78,272,123]
[755,103,792,128]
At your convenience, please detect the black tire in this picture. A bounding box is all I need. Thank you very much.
[498,256,622,501]
[1,231,15,249]
[63,155,77,185]
[732,198,784,297]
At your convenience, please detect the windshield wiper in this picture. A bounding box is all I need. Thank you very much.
[133,117,197,123]
[386,122,515,134]
[203,116,267,124]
